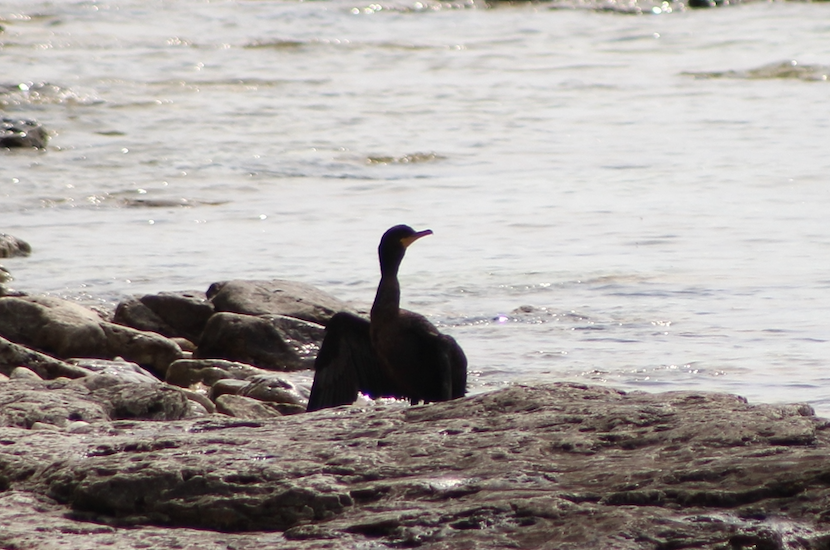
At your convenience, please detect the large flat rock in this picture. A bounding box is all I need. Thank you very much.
[2,382,830,549]
[206,279,351,325]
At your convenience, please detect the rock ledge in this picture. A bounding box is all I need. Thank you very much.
[2,382,830,549]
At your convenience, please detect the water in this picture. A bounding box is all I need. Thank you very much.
[2,0,830,413]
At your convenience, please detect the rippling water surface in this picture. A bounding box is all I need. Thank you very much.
[2,0,830,412]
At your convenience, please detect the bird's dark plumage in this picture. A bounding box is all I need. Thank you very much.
[307,225,467,411]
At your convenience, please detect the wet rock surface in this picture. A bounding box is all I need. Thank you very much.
[0,382,829,549]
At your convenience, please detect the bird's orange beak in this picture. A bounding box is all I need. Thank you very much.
[401,229,433,248]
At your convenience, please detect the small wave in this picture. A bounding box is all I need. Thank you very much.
[349,0,484,14]
[683,60,830,82]
[0,82,103,107]
[365,152,447,165]
[246,37,454,52]
[117,197,228,208]
[145,77,329,90]
[38,192,227,210]
[549,0,682,15]
[244,39,307,50]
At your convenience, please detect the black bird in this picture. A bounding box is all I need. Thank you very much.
[307,225,467,411]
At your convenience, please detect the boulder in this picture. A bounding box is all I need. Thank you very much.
[99,323,183,378]
[112,298,176,339]
[172,337,196,352]
[178,388,216,414]
[9,366,42,381]
[0,296,183,376]
[0,117,48,149]
[0,233,32,258]
[206,279,351,325]
[165,358,271,388]
[113,291,214,343]
[208,378,250,400]
[238,374,306,405]
[194,312,316,371]
[265,314,326,365]
[0,335,92,379]
[68,358,160,385]
[0,296,108,358]
[165,359,311,411]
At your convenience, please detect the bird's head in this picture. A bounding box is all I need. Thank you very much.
[378,225,433,275]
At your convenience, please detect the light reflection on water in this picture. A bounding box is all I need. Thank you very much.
[2,0,830,414]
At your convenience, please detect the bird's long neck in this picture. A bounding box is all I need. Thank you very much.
[371,261,401,325]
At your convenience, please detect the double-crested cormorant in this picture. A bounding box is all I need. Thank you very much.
[307,225,467,411]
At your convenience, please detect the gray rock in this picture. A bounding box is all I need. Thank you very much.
[0,282,25,297]
[1,117,48,149]
[0,295,108,358]
[207,279,350,325]
[0,490,302,550]
[0,296,183,376]
[0,379,109,428]
[0,233,32,258]
[68,358,160,384]
[165,358,270,388]
[0,335,92,379]
[0,373,192,429]
[214,394,286,420]
[208,378,250,400]
[9,366,42,381]
[113,291,214,343]
[0,265,11,283]
[31,421,62,431]
[2,383,830,549]
[179,388,216,414]
[171,337,196,352]
[84,379,191,421]
[271,402,307,415]
[238,374,305,405]
[111,298,175,338]
[195,312,310,371]
[99,323,183,378]
[263,314,326,365]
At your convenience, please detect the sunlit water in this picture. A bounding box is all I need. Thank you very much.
[2,0,830,413]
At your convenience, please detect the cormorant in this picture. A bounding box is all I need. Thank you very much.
[307,225,467,411]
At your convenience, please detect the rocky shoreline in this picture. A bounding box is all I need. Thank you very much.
[2,382,830,549]
[1,233,830,549]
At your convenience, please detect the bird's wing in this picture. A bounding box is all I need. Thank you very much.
[445,334,468,399]
[399,313,467,402]
[307,311,396,411]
